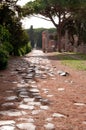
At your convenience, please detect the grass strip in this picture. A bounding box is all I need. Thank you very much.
[57,52,86,71]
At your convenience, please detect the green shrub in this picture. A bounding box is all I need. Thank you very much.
[16,42,32,56]
[2,42,13,54]
[0,48,8,70]
[25,42,32,54]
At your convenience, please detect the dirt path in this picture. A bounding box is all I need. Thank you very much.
[0,49,86,130]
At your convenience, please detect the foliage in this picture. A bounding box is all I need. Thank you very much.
[0,48,8,70]
[25,42,32,54]
[18,42,32,56]
[0,0,30,56]
[34,28,45,48]
[23,0,86,51]
[0,0,31,69]
[0,24,13,53]
[28,25,34,48]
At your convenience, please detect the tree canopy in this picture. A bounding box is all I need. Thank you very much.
[23,0,86,51]
[0,0,32,69]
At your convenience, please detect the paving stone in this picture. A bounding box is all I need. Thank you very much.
[45,118,53,122]
[82,121,86,124]
[12,81,18,84]
[47,95,53,97]
[29,88,39,93]
[31,85,37,88]
[19,91,29,98]
[44,123,55,130]
[17,88,27,92]
[19,104,34,110]
[0,125,15,130]
[52,113,66,118]
[17,83,26,88]
[19,94,29,98]
[2,102,14,107]
[19,91,29,95]
[5,96,18,101]
[24,76,33,79]
[17,123,36,130]
[57,70,69,76]
[57,88,65,91]
[57,70,64,74]
[28,101,41,106]
[0,120,15,126]
[41,75,47,79]
[27,73,34,77]
[74,103,86,106]
[23,98,35,103]
[28,80,36,85]
[6,90,14,93]
[42,88,49,91]
[31,92,40,96]
[31,110,41,115]
[0,110,26,116]
[48,73,54,77]
[40,105,49,110]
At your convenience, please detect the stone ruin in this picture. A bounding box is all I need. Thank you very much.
[42,30,86,54]
[42,30,56,52]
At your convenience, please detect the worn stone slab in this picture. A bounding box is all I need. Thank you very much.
[0,125,15,130]
[28,101,41,106]
[19,91,29,95]
[57,88,65,91]
[74,103,86,106]
[17,123,36,130]
[5,96,18,101]
[82,121,86,124]
[0,110,26,116]
[6,90,14,93]
[44,123,55,130]
[0,120,15,126]
[47,95,53,97]
[17,83,26,87]
[19,104,34,110]
[2,102,14,107]
[40,105,49,110]
[29,88,39,93]
[31,110,41,115]
[52,113,66,118]
[23,98,35,103]
[45,118,53,122]
[31,92,40,96]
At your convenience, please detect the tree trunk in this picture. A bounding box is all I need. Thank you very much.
[57,12,62,52]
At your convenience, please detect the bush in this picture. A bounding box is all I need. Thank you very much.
[25,42,32,54]
[0,48,8,70]
[2,42,13,54]
[14,42,32,56]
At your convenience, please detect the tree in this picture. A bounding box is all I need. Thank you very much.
[23,0,70,51]
[29,25,34,48]
[0,0,30,56]
[23,0,86,51]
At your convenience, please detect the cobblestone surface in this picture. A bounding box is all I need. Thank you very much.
[0,49,86,130]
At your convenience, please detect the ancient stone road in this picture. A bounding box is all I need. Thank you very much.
[0,49,86,130]
[0,50,60,130]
